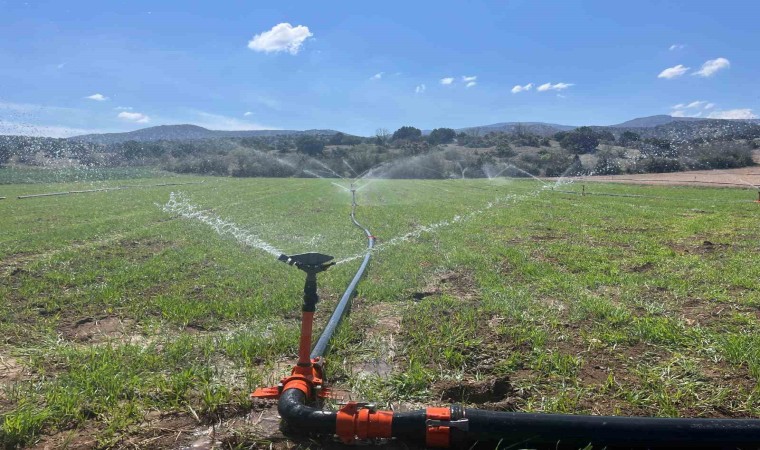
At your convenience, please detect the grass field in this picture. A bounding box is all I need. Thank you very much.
[1,172,759,449]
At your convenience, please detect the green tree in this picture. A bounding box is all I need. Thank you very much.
[619,131,640,146]
[559,127,600,154]
[296,135,325,156]
[427,128,456,145]
[391,126,422,142]
[495,139,516,157]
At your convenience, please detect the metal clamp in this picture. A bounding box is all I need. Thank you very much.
[426,418,469,431]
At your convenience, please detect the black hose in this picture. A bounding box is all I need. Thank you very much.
[310,189,375,359]
[463,408,760,448]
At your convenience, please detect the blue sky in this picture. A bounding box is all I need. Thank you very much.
[1,0,758,137]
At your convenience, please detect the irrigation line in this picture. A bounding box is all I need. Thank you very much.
[310,188,375,359]
[17,181,205,200]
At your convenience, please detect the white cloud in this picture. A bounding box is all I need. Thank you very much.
[510,83,533,94]
[85,93,109,101]
[462,75,477,82]
[673,100,717,111]
[243,111,253,116]
[537,82,573,92]
[370,72,384,80]
[440,77,454,85]
[190,110,277,130]
[114,106,133,110]
[415,84,426,94]
[669,44,685,51]
[247,23,313,55]
[466,81,477,88]
[117,111,150,123]
[658,64,689,79]
[693,57,730,77]
[707,108,757,120]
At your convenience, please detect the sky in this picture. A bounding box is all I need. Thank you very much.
[0,0,758,137]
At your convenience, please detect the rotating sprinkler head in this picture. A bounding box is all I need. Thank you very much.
[278,252,334,270]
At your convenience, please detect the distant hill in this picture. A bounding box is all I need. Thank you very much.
[611,115,706,128]
[455,121,576,136]
[68,124,341,145]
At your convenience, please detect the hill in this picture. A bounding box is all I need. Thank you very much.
[611,115,706,128]
[455,122,576,136]
[68,124,341,145]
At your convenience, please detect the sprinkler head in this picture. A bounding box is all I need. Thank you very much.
[278,252,335,273]
[280,253,335,312]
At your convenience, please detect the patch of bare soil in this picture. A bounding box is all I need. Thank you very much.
[435,376,517,410]
[59,316,139,344]
[0,353,23,382]
[410,269,478,302]
[560,166,760,188]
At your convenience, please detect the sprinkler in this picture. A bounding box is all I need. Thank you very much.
[252,252,335,400]
[756,190,760,203]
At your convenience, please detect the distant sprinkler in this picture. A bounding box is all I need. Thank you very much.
[756,190,760,204]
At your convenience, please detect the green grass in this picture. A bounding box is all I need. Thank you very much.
[0,166,174,185]
[1,175,759,447]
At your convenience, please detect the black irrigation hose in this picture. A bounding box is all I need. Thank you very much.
[310,188,375,359]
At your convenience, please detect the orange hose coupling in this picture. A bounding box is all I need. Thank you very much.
[336,402,393,443]
[426,407,451,448]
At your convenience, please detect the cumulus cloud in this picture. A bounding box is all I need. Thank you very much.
[370,72,384,80]
[704,103,715,109]
[244,111,253,116]
[707,108,757,120]
[85,93,109,101]
[190,110,277,130]
[537,82,573,92]
[671,110,701,118]
[687,100,707,108]
[466,81,477,88]
[247,23,313,55]
[693,57,730,77]
[657,64,689,79]
[673,103,686,109]
[114,106,133,110]
[669,44,685,51]
[440,77,454,85]
[415,84,426,94]
[117,111,150,123]
[462,75,477,82]
[511,83,533,94]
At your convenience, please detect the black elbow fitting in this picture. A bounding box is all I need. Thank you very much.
[277,389,336,435]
